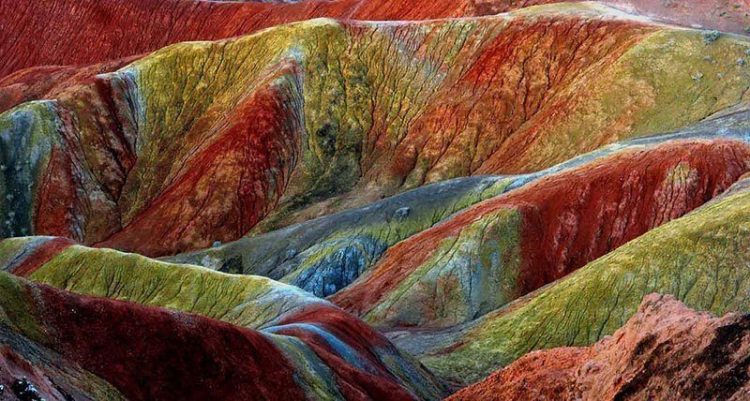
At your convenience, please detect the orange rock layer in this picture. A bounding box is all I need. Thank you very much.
[448,293,750,401]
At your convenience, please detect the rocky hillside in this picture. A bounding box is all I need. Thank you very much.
[0,238,446,400]
[4,5,750,258]
[448,294,750,401]
[3,0,750,400]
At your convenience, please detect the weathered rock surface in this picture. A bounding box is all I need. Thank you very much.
[0,237,447,400]
[4,1,750,399]
[0,329,127,401]
[173,106,750,313]
[388,171,750,386]
[4,5,750,258]
[168,175,512,296]
[448,294,750,401]
[2,0,748,87]
[332,139,750,328]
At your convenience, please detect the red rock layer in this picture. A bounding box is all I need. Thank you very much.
[3,1,746,258]
[447,293,750,401]
[95,62,303,256]
[0,0,559,113]
[0,56,138,113]
[34,147,87,241]
[275,305,423,401]
[19,59,302,256]
[372,16,650,187]
[8,13,655,259]
[10,237,74,277]
[28,79,136,245]
[332,140,750,316]
[3,0,747,86]
[32,283,306,401]
[279,305,394,359]
[0,348,61,401]
[0,0,457,81]
[0,338,129,401]
[1,258,442,400]
[31,281,444,400]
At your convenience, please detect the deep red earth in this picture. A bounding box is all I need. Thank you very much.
[95,61,303,256]
[276,305,422,401]
[35,283,305,401]
[0,56,138,113]
[13,278,431,401]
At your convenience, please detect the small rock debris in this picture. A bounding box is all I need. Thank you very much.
[11,378,45,401]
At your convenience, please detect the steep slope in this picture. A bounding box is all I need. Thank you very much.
[169,175,513,297]
[0,237,447,400]
[2,1,750,398]
[0,270,314,401]
[332,139,750,328]
[0,57,139,114]
[171,106,750,303]
[0,325,127,401]
[3,0,750,399]
[0,0,473,82]
[3,6,750,257]
[387,173,750,385]
[448,294,750,401]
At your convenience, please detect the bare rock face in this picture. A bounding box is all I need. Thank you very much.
[448,293,750,401]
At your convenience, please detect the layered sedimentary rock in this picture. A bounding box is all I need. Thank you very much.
[0,237,447,400]
[388,172,750,385]
[169,175,512,297]
[174,106,750,307]
[0,57,139,114]
[3,4,750,258]
[332,139,750,328]
[2,0,748,88]
[448,294,750,401]
[4,0,750,399]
